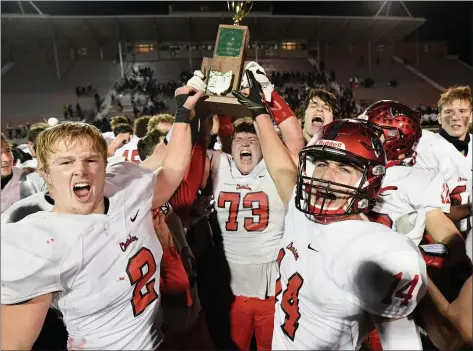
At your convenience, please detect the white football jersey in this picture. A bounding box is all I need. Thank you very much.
[208,150,285,298]
[102,131,115,144]
[415,130,472,235]
[368,165,451,245]
[208,150,285,264]
[1,167,46,213]
[1,162,163,350]
[272,191,427,350]
[114,135,142,164]
[1,191,53,225]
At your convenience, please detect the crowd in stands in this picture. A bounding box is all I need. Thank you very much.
[270,61,359,120]
[109,64,191,118]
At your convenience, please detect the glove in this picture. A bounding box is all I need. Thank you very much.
[232,70,270,119]
[186,70,207,92]
[419,243,449,268]
[240,61,274,102]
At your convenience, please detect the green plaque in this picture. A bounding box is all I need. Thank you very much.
[216,27,244,57]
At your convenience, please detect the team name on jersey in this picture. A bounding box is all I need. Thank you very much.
[120,235,138,252]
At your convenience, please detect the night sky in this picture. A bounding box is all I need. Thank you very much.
[2,1,472,64]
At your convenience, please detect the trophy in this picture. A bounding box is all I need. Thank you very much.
[197,1,253,117]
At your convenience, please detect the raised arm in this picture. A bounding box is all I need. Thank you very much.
[241,62,304,164]
[140,86,203,208]
[268,90,305,165]
[233,70,297,209]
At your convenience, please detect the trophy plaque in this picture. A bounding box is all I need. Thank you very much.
[197,1,253,118]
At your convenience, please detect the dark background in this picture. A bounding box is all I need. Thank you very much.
[2,1,472,64]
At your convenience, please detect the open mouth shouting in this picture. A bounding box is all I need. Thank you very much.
[311,115,324,128]
[240,150,252,164]
[73,182,92,202]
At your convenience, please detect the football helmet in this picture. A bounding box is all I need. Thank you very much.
[296,119,386,224]
[359,100,422,162]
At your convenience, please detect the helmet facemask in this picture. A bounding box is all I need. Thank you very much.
[296,146,384,224]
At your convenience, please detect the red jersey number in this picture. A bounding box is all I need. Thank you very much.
[381,272,420,307]
[275,248,304,341]
[217,191,269,232]
[126,247,159,317]
[123,149,141,164]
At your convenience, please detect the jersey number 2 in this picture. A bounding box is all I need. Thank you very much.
[126,247,158,317]
[218,191,269,231]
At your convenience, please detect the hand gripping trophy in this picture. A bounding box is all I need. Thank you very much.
[196,1,255,117]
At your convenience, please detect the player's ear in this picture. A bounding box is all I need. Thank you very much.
[37,162,52,185]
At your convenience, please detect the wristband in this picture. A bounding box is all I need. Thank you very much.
[269,90,295,126]
[175,107,191,123]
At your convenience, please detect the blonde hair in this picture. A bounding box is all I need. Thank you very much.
[110,116,131,130]
[438,86,472,113]
[232,117,256,137]
[147,114,175,134]
[36,122,108,174]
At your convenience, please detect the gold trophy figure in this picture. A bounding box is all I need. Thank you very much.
[228,1,253,25]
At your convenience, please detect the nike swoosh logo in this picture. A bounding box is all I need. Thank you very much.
[256,69,265,76]
[259,174,265,178]
[130,210,139,222]
[308,243,319,252]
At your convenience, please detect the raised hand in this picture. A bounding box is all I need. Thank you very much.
[232,69,270,119]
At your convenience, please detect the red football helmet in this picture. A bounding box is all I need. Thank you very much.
[359,100,422,162]
[296,119,386,224]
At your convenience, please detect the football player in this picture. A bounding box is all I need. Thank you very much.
[1,133,45,213]
[414,86,472,237]
[302,88,340,144]
[360,101,465,261]
[237,71,427,350]
[112,122,142,164]
[1,85,202,350]
[184,62,304,350]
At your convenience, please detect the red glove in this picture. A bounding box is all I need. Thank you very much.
[268,90,295,126]
[218,115,233,138]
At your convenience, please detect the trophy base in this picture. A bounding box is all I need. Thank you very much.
[197,95,251,118]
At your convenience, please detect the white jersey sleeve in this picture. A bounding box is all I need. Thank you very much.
[336,231,427,319]
[349,250,426,318]
[1,217,72,304]
[415,130,471,208]
[405,170,451,214]
[104,161,154,198]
